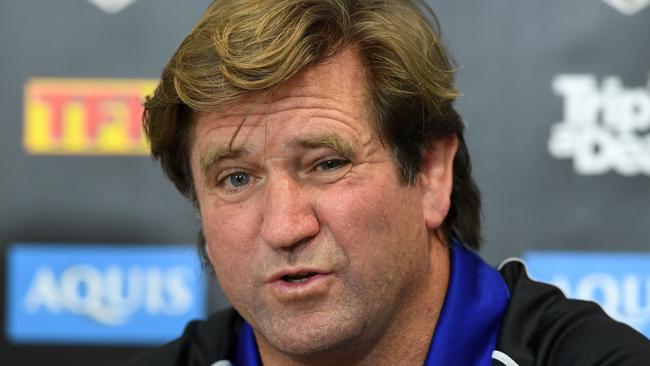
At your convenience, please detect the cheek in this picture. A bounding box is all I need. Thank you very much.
[318,177,426,269]
[201,199,260,254]
[315,179,430,316]
[201,201,260,306]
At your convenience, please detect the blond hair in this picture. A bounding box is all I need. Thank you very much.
[144,0,482,248]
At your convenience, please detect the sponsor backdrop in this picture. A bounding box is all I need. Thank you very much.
[0,0,648,364]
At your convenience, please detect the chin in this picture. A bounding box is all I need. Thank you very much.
[259,309,365,356]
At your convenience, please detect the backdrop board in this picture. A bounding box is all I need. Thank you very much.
[0,1,648,365]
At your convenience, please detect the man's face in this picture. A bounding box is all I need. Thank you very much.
[189,49,450,358]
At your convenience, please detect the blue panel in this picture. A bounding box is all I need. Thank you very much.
[524,251,650,338]
[6,243,207,345]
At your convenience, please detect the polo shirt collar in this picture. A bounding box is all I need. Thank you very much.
[424,240,510,366]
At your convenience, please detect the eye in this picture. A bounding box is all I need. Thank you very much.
[219,171,251,190]
[314,159,348,172]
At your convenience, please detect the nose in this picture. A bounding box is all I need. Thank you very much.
[260,173,320,250]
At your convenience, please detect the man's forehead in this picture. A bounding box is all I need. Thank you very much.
[201,47,369,116]
[191,48,374,166]
[275,47,370,99]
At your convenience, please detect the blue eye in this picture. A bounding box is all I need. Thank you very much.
[317,159,346,171]
[227,172,250,188]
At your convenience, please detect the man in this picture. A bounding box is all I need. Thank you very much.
[127,0,650,365]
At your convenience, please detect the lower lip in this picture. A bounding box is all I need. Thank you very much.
[269,273,334,300]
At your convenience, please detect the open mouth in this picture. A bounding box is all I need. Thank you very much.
[281,272,318,283]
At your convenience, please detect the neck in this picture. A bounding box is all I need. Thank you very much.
[258,242,450,366]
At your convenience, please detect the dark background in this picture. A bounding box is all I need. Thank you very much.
[1,0,648,364]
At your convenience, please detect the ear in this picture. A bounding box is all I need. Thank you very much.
[419,134,458,231]
[205,242,214,265]
[199,228,215,266]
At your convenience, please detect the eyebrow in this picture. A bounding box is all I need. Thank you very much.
[199,134,356,175]
[291,134,356,160]
[200,145,251,174]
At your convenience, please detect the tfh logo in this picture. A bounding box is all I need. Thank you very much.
[23,78,156,155]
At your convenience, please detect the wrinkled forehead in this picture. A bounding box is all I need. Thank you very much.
[188,47,376,150]
[208,47,371,117]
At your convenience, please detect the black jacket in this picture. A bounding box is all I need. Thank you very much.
[124,260,650,366]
